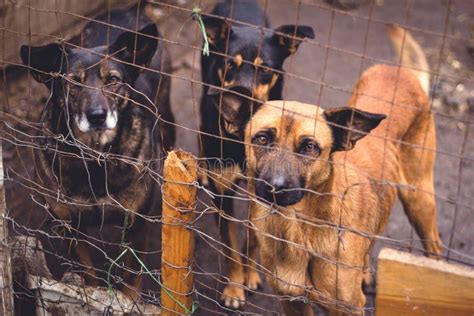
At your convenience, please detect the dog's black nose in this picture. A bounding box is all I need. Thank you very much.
[86,108,107,126]
[255,175,304,206]
[271,176,290,192]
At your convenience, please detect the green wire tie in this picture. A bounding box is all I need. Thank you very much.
[107,246,197,314]
[192,6,210,56]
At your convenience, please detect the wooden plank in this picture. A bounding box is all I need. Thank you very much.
[9,235,161,315]
[27,275,162,315]
[376,248,474,316]
[161,150,197,315]
[0,141,14,316]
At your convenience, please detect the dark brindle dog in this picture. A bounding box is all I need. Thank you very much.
[199,0,314,308]
[20,8,171,300]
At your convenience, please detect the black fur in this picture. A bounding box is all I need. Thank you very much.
[200,0,314,168]
[20,6,169,297]
[80,6,175,149]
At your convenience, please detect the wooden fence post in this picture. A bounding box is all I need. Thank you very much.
[0,142,14,315]
[161,150,197,315]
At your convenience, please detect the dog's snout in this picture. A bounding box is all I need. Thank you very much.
[86,108,107,126]
[256,173,304,207]
[271,175,287,191]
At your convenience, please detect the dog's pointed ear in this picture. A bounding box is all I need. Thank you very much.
[20,43,67,85]
[273,25,315,57]
[202,15,232,46]
[110,23,158,68]
[324,107,386,151]
[208,86,254,135]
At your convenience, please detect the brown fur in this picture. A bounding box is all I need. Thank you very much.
[200,1,314,308]
[244,47,442,315]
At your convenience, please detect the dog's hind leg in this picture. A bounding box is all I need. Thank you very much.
[398,180,442,257]
[398,112,442,257]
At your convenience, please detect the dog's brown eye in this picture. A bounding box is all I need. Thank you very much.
[108,75,121,84]
[300,141,320,156]
[258,136,268,145]
[225,60,235,70]
[254,134,269,146]
[67,73,81,83]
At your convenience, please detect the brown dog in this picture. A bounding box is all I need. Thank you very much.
[244,26,442,314]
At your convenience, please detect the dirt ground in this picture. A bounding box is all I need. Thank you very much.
[1,0,473,315]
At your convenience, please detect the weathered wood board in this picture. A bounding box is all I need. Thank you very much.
[10,235,162,315]
[376,248,474,315]
[0,142,13,315]
[28,275,162,315]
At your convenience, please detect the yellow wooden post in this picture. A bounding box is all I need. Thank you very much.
[161,150,197,315]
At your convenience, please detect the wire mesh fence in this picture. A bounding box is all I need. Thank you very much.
[0,0,473,315]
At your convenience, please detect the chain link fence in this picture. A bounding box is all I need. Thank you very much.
[1,0,473,314]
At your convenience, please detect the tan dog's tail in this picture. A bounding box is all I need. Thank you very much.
[388,25,430,96]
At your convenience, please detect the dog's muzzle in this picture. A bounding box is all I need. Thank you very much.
[255,175,304,206]
[76,109,118,132]
[86,108,107,127]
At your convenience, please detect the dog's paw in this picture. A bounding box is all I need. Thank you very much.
[221,284,245,309]
[245,269,262,291]
[425,239,443,259]
[197,167,210,187]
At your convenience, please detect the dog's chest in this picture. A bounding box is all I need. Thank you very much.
[35,115,155,219]
[253,209,340,296]
[255,205,339,249]
[48,154,134,194]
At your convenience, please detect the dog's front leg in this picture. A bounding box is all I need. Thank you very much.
[118,220,149,303]
[75,242,99,287]
[119,252,144,302]
[242,226,262,292]
[309,258,366,315]
[213,191,246,309]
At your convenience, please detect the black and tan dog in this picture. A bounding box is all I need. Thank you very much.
[244,27,442,314]
[199,0,314,308]
[20,8,170,300]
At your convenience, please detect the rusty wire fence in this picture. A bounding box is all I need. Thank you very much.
[0,0,473,315]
